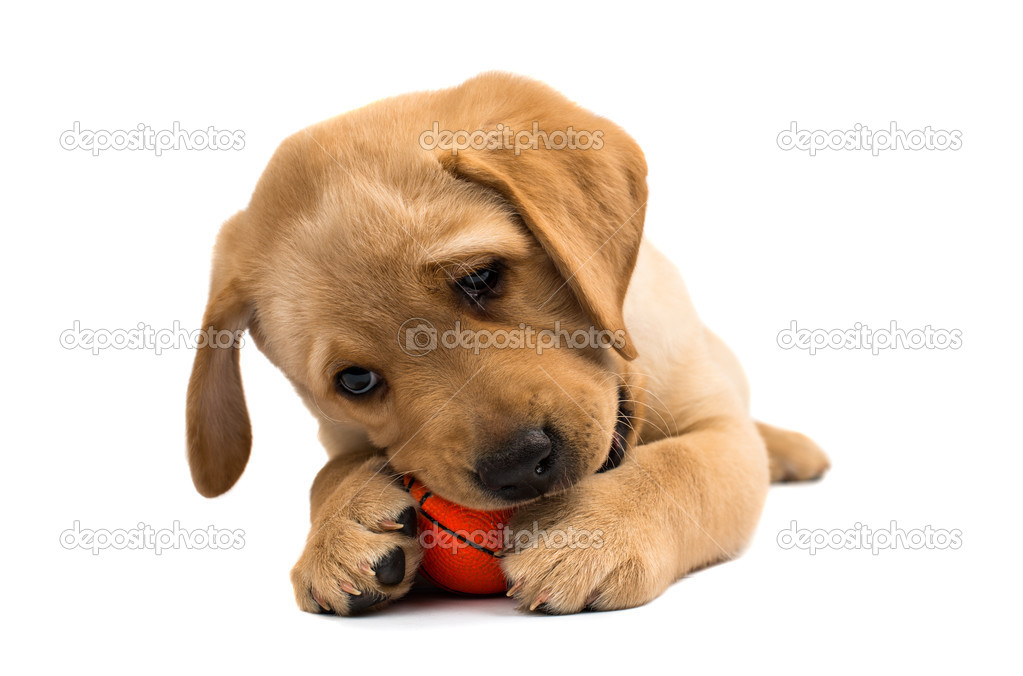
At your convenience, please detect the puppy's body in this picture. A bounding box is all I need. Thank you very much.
[187,73,828,615]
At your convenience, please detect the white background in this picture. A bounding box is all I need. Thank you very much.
[3,1,1020,673]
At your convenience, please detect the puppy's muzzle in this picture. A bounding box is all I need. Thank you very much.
[476,428,556,501]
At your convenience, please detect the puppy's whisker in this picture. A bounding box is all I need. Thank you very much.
[621,415,670,441]
[584,372,674,440]
[592,369,677,439]
[616,377,683,435]
[616,397,674,439]
[596,371,672,421]
[615,411,666,441]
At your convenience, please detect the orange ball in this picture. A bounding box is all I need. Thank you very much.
[402,476,515,595]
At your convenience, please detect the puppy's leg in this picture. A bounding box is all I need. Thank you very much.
[502,416,769,614]
[756,421,830,482]
[290,453,422,615]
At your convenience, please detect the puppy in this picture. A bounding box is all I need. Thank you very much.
[186,72,829,615]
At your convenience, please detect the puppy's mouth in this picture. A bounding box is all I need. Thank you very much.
[470,390,633,507]
[596,392,632,474]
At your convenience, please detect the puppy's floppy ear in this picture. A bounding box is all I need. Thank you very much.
[437,75,648,360]
[186,212,253,497]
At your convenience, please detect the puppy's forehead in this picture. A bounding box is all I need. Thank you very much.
[247,118,534,270]
[303,168,531,271]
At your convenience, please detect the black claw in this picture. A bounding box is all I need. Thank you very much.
[395,506,418,538]
[374,548,406,586]
[346,590,387,614]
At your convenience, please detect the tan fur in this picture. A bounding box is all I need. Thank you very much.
[186,72,829,615]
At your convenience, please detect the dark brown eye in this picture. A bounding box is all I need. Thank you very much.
[456,266,499,298]
[335,367,381,395]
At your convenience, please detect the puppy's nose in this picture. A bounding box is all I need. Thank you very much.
[476,428,555,501]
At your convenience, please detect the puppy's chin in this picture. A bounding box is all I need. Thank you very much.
[453,476,576,512]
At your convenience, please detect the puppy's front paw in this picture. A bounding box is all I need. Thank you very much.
[500,475,665,614]
[291,470,422,615]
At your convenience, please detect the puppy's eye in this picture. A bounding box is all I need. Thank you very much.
[456,266,500,298]
[334,367,382,395]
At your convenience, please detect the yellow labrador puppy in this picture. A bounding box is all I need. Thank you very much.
[186,72,829,615]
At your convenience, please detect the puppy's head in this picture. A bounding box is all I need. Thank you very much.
[187,73,648,509]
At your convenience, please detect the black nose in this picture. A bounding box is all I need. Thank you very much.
[476,428,555,501]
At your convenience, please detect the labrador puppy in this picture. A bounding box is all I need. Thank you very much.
[186,72,829,615]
